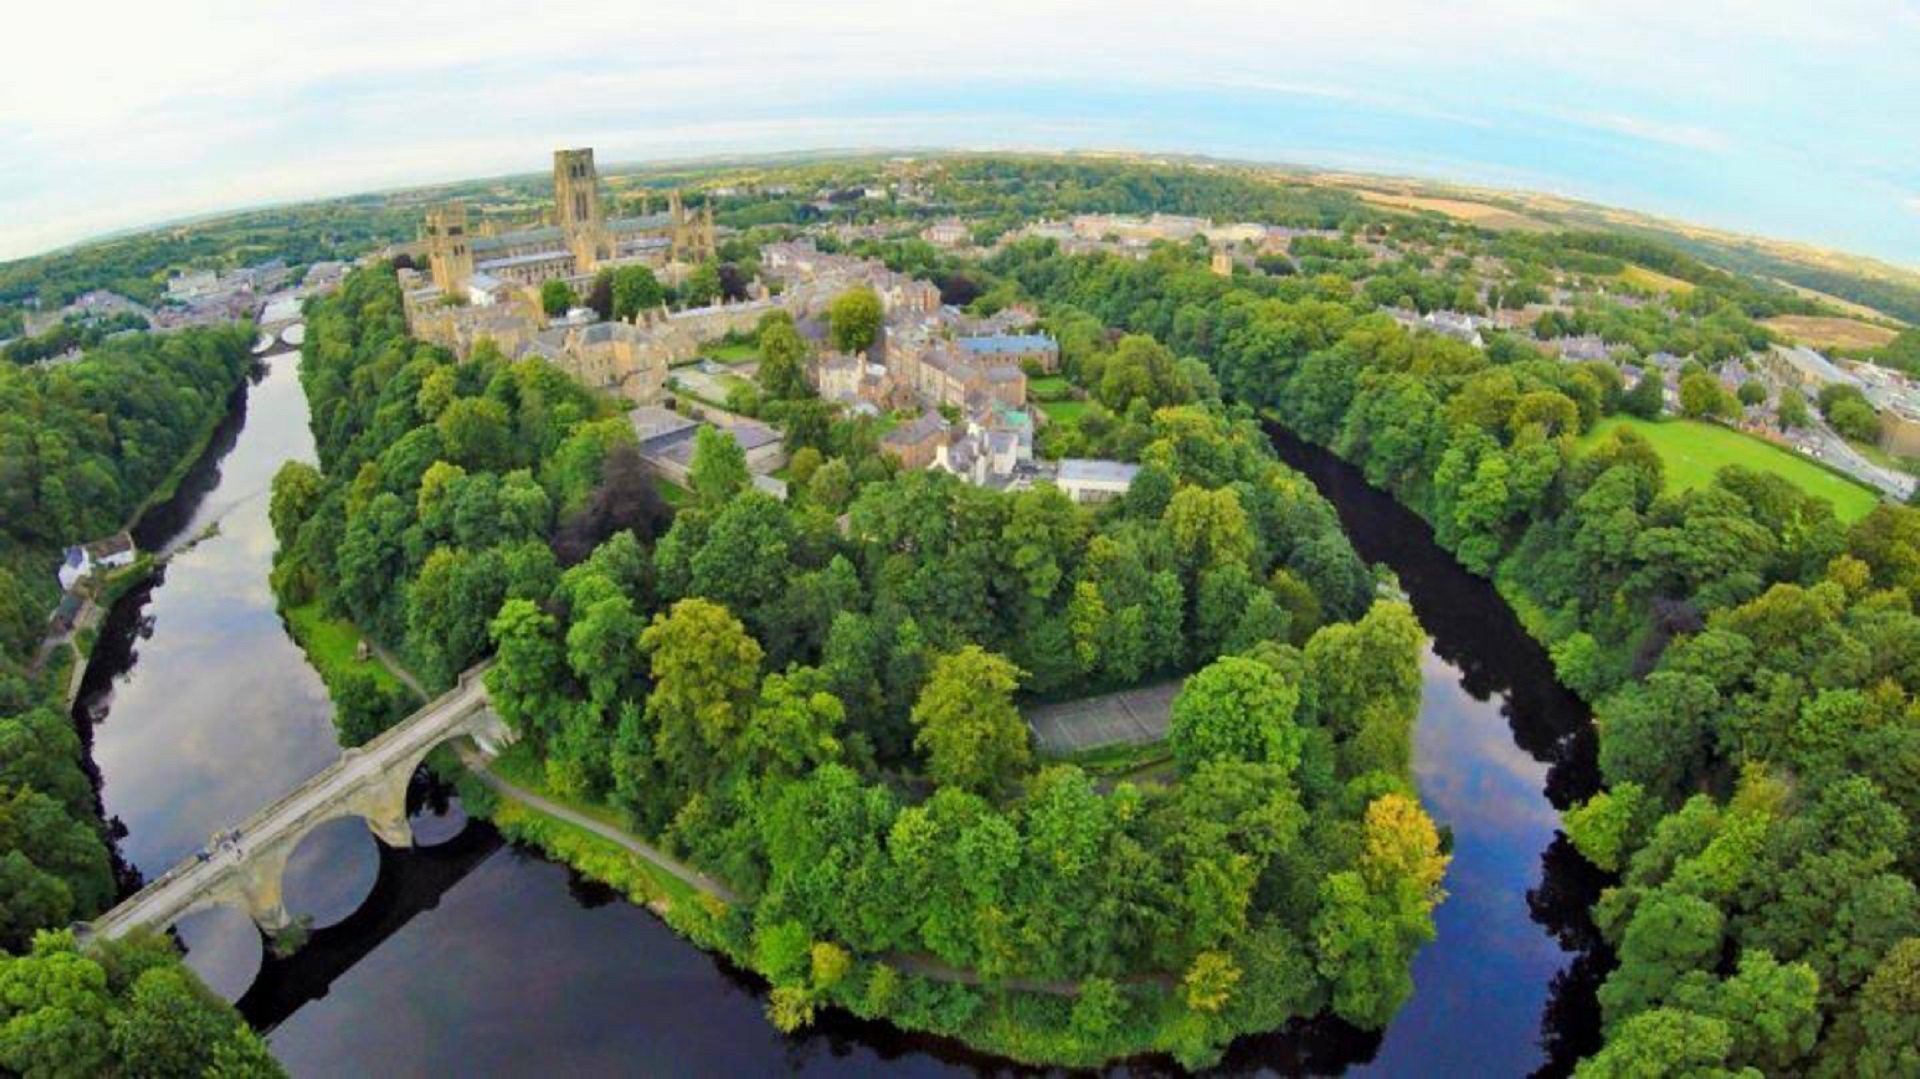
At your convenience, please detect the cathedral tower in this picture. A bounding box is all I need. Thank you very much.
[553,148,608,272]
[424,201,474,294]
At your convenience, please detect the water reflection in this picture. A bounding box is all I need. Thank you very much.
[1265,424,1606,1077]
[281,818,380,930]
[176,905,263,1002]
[79,352,341,878]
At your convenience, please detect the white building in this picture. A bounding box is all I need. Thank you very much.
[1056,459,1140,504]
[58,534,137,591]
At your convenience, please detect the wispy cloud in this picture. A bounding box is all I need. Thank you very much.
[1558,111,1733,153]
[0,1,1916,264]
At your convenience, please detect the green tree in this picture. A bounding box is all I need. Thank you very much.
[1849,937,1920,1078]
[1776,388,1812,429]
[641,599,764,794]
[806,457,854,512]
[1168,656,1304,772]
[1620,373,1665,419]
[683,260,723,308]
[1574,1007,1737,1079]
[611,265,664,321]
[1597,891,1725,1025]
[268,461,325,544]
[1098,334,1191,411]
[1564,783,1650,874]
[688,425,749,505]
[108,964,251,1078]
[1828,396,1880,442]
[0,932,114,1077]
[435,396,515,472]
[1679,373,1734,421]
[1163,486,1254,575]
[758,320,812,400]
[827,287,883,354]
[741,665,845,780]
[540,278,576,317]
[910,647,1030,796]
[486,599,569,746]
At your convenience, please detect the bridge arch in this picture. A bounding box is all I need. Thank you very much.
[83,667,510,943]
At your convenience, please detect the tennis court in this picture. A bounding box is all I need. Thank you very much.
[1025,681,1181,755]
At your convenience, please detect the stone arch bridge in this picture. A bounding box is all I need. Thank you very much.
[83,664,510,941]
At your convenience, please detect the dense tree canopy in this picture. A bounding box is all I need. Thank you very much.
[275,263,1432,1069]
[987,234,1920,1074]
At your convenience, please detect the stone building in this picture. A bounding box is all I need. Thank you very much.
[761,241,940,317]
[524,321,671,404]
[422,147,708,296]
[880,411,951,470]
[956,333,1060,373]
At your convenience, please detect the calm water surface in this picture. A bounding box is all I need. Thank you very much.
[1266,424,1607,1077]
[75,357,1608,1076]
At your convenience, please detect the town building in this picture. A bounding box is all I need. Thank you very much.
[920,220,971,248]
[761,241,941,318]
[1764,345,1862,391]
[880,411,951,470]
[524,320,672,404]
[1056,459,1141,504]
[627,405,785,487]
[58,533,137,591]
[955,333,1060,373]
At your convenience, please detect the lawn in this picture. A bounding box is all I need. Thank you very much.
[656,478,694,506]
[700,342,758,364]
[1039,399,1092,424]
[282,602,413,698]
[1029,376,1074,401]
[1578,416,1880,522]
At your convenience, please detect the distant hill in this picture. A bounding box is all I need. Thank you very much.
[1296,170,1920,325]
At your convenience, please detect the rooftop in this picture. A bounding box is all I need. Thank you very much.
[956,333,1058,354]
[1058,458,1141,485]
[478,249,574,270]
[884,411,950,445]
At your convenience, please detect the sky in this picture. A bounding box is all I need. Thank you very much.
[3,1,1918,266]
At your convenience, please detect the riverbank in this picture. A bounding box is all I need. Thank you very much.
[280,602,417,703]
[457,741,1210,1070]
[130,348,259,530]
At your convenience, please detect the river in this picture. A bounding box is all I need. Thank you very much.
[75,353,1607,1075]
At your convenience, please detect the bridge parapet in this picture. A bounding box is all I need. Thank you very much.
[82,662,505,942]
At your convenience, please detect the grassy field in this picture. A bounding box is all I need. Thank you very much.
[1353,190,1554,232]
[1616,264,1697,295]
[1029,376,1074,400]
[282,602,412,697]
[656,478,694,506]
[1039,399,1092,424]
[1760,315,1900,351]
[700,341,758,363]
[1579,416,1880,522]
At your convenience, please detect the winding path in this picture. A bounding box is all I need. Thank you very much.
[465,761,738,904]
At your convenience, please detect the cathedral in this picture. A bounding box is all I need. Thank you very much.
[423,147,716,296]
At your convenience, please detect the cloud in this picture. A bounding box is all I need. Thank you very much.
[1906,197,1920,215]
[1557,111,1733,153]
[0,1,1915,261]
